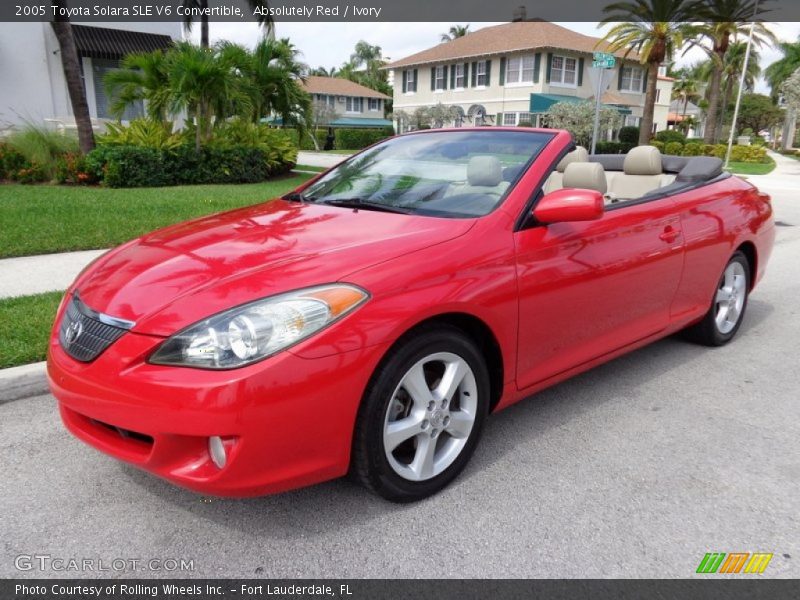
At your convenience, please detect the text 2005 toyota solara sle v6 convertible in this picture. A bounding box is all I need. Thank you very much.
[48,129,774,502]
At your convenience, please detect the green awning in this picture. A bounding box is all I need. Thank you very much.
[530,94,632,115]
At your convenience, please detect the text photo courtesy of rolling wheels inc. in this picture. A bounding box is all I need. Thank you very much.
[1,0,800,598]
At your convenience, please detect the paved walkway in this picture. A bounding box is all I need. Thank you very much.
[0,249,106,300]
[297,150,352,168]
[746,150,800,193]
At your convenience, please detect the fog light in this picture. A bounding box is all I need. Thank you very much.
[208,436,227,469]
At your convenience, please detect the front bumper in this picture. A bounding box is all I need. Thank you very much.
[48,327,389,497]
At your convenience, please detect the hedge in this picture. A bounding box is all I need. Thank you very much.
[647,141,768,163]
[85,144,295,188]
[595,141,636,154]
[285,127,393,151]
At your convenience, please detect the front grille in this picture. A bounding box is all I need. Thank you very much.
[58,293,133,362]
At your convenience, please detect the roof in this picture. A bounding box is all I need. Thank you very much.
[72,25,173,60]
[385,21,639,69]
[302,76,390,100]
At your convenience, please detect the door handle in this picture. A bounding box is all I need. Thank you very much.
[659,225,681,243]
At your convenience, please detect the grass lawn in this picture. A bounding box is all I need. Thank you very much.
[725,158,776,176]
[0,174,311,259]
[0,291,63,369]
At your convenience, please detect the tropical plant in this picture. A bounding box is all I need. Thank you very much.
[338,41,392,97]
[6,123,79,180]
[428,103,462,128]
[686,0,774,143]
[105,50,171,120]
[99,119,185,150]
[781,69,800,111]
[440,25,470,42]
[672,77,701,123]
[182,0,273,48]
[309,66,339,77]
[50,0,94,153]
[601,0,699,145]
[764,36,800,98]
[544,101,622,148]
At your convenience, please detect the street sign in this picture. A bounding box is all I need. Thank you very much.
[592,51,616,69]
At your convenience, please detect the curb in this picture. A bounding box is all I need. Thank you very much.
[0,362,49,405]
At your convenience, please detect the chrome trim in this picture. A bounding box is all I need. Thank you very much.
[73,292,136,330]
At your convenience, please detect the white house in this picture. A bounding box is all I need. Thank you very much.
[385,21,674,134]
[0,22,181,134]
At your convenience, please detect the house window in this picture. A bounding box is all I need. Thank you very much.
[434,66,445,91]
[404,70,417,93]
[620,66,644,93]
[368,98,381,111]
[506,55,536,84]
[476,61,488,86]
[624,115,641,127]
[454,64,466,88]
[550,55,577,86]
[517,112,533,125]
[503,112,518,126]
[345,97,363,112]
[655,88,661,103]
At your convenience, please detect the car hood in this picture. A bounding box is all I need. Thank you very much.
[75,199,474,336]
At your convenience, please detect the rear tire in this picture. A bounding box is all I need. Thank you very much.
[683,251,750,346]
[351,325,490,502]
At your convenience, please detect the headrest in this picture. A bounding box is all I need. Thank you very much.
[563,162,607,194]
[556,146,589,172]
[467,155,502,187]
[624,145,662,176]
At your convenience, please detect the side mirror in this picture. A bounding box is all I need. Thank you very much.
[533,188,604,224]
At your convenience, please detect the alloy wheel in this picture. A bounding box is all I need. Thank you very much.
[715,261,747,334]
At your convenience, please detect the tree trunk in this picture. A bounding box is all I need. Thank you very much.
[704,58,724,143]
[638,62,659,145]
[782,108,797,151]
[50,2,95,154]
[718,75,734,139]
[200,0,209,48]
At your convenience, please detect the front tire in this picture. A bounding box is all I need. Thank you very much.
[351,325,490,502]
[684,251,750,346]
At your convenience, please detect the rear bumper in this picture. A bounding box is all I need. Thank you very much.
[48,329,389,497]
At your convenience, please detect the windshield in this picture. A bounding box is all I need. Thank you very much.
[296,130,554,218]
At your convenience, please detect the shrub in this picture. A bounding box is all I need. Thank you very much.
[6,124,79,181]
[99,119,184,151]
[595,141,635,154]
[54,152,95,185]
[649,140,665,152]
[517,120,533,128]
[705,144,726,159]
[335,127,394,150]
[618,126,639,144]
[0,142,28,180]
[730,144,768,163]
[210,121,297,170]
[664,141,684,156]
[681,142,703,157]
[654,130,687,144]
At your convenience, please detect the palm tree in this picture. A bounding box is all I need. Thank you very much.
[764,36,800,98]
[672,77,700,122]
[182,0,274,48]
[687,0,774,143]
[765,36,800,150]
[601,0,699,145]
[440,25,470,42]
[50,0,94,153]
[309,66,339,77]
[167,42,252,151]
[105,50,171,121]
[340,41,391,96]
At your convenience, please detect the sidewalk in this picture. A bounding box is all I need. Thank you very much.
[0,249,106,300]
[746,150,800,193]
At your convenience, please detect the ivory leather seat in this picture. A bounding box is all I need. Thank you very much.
[543,146,589,194]
[606,146,671,201]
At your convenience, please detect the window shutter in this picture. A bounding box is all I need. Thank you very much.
[443,65,448,89]
[545,53,553,83]
[485,60,491,85]
[463,62,469,87]
[499,57,506,85]
[471,62,477,87]
[534,53,541,83]
[450,65,455,88]
[578,58,584,86]
[642,67,648,93]
[402,70,407,94]
[618,66,624,90]
[497,112,503,126]
[431,68,435,91]
[413,69,418,91]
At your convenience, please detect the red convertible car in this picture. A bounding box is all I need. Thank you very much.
[48,128,774,502]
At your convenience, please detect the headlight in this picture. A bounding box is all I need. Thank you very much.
[149,284,369,369]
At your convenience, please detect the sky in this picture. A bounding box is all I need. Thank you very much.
[191,21,800,94]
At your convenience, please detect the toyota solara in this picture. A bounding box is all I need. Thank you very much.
[48,128,774,502]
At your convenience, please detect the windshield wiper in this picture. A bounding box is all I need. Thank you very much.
[284,191,314,203]
[319,198,412,214]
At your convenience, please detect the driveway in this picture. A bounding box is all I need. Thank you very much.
[1,183,798,579]
[297,151,352,169]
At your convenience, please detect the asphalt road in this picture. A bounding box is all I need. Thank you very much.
[1,182,798,579]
